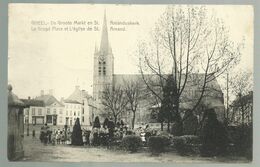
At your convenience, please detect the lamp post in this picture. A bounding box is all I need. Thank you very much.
[27,110,29,136]
[27,121,29,136]
[64,121,68,141]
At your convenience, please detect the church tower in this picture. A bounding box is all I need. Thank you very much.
[93,11,114,119]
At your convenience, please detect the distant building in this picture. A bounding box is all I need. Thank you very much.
[64,86,97,126]
[22,88,96,126]
[22,90,64,125]
[21,98,45,125]
[35,90,65,125]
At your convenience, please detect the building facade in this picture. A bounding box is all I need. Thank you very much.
[64,86,97,126]
[22,100,45,125]
[22,88,96,127]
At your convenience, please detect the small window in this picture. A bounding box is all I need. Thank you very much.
[32,108,35,115]
[103,66,106,75]
[38,108,42,115]
[53,109,56,114]
[47,108,50,114]
[82,116,84,123]
[103,61,106,65]
[98,66,102,76]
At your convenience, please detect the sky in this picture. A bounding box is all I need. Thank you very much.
[8,4,253,100]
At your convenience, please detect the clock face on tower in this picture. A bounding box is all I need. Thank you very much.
[99,55,105,62]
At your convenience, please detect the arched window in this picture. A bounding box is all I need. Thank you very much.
[103,66,106,75]
[98,66,102,76]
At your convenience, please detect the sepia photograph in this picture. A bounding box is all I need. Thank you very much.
[7,4,253,163]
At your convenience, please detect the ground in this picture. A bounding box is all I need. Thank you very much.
[21,134,250,163]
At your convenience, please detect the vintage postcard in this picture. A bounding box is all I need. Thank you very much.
[7,4,253,163]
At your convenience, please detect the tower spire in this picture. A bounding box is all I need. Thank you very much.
[100,10,109,54]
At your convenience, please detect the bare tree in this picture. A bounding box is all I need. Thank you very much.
[229,69,253,125]
[102,85,129,124]
[138,5,242,134]
[124,80,142,129]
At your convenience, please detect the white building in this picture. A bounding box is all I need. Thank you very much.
[64,86,97,126]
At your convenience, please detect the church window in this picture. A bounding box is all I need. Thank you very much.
[103,66,106,75]
[98,66,102,75]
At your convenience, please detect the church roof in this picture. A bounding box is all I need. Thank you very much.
[113,73,222,93]
[99,11,112,55]
[63,99,81,104]
[113,73,224,107]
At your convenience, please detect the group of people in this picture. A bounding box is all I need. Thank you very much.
[38,117,155,147]
[81,118,131,146]
[39,124,72,145]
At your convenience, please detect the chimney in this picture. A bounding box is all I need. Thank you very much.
[49,89,53,95]
[28,96,31,100]
[41,90,44,96]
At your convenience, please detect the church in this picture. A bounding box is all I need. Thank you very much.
[93,12,225,126]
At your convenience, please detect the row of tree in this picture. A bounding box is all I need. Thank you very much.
[102,80,141,129]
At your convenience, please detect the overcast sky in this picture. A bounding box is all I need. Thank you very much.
[8,4,253,100]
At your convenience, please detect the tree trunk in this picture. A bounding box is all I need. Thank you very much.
[174,98,183,135]
[174,112,183,136]
[132,111,136,129]
[242,106,245,126]
[161,122,164,131]
[167,120,170,132]
[114,115,117,125]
